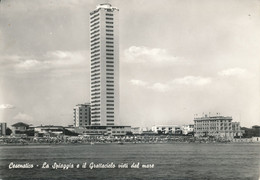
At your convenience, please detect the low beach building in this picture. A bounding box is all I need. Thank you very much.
[151,125,181,135]
[75,125,131,136]
[181,124,194,135]
[11,122,29,136]
[34,125,64,137]
[131,127,142,135]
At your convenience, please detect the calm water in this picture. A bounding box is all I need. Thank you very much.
[0,143,259,180]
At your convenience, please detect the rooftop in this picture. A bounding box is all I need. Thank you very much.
[12,122,29,127]
[96,3,112,9]
[194,115,232,121]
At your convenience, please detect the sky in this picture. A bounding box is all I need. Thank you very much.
[0,0,259,128]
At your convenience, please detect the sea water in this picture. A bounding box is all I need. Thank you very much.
[0,143,259,179]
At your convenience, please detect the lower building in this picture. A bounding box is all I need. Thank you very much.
[0,122,7,136]
[131,127,142,135]
[151,125,181,135]
[181,124,194,135]
[194,114,243,139]
[34,125,64,137]
[73,103,91,127]
[75,125,131,136]
[11,122,29,135]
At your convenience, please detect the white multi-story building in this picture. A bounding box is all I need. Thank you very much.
[152,125,181,134]
[194,114,243,139]
[90,3,119,126]
[73,103,91,127]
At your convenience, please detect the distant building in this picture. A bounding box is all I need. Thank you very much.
[241,125,260,138]
[181,124,194,135]
[73,103,91,127]
[131,127,142,135]
[0,122,7,136]
[11,122,29,135]
[90,3,120,126]
[194,114,243,139]
[152,125,181,135]
[252,125,260,137]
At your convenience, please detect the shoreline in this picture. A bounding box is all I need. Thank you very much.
[1,141,259,146]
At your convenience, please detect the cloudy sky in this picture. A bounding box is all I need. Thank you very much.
[0,0,259,128]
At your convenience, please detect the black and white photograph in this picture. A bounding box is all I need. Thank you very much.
[0,0,259,179]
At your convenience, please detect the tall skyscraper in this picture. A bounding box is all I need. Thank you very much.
[90,3,119,126]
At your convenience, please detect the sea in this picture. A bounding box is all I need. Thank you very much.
[0,143,259,180]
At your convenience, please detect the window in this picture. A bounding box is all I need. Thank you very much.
[90,53,100,58]
[90,11,99,18]
[92,96,100,99]
[90,34,100,39]
[91,88,100,92]
[91,46,100,51]
[106,69,114,71]
[90,38,100,43]
[91,80,100,84]
[91,76,100,81]
[91,41,100,47]
[106,25,113,28]
[90,18,99,24]
[91,65,100,69]
[106,13,113,16]
[90,22,99,28]
[91,61,100,66]
[106,65,114,67]
[90,69,100,73]
[91,84,100,88]
[90,26,100,32]
[91,72,100,77]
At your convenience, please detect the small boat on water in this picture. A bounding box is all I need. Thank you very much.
[117,142,124,145]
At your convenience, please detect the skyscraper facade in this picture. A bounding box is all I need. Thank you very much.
[90,3,119,126]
